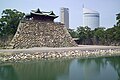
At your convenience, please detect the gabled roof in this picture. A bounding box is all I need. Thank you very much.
[31,8,42,13]
[31,8,58,18]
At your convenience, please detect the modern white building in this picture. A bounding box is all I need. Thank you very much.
[60,7,69,29]
[83,8,100,29]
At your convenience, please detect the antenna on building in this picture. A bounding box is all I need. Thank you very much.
[82,4,84,8]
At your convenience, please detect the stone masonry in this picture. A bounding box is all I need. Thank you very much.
[10,20,77,49]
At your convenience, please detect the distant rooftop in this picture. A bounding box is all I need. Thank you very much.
[31,8,58,18]
[25,8,58,22]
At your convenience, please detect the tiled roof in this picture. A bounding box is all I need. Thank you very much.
[31,8,58,18]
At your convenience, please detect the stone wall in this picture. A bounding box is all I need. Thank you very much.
[0,48,120,63]
[10,20,77,48]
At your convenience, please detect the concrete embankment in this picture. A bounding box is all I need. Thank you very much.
[0,45,120,63]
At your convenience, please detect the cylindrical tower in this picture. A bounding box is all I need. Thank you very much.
[83,8,100,30]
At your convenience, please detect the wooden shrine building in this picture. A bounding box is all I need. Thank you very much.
[25,8,58,22]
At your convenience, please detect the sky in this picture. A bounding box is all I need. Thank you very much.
[0,0,120,29]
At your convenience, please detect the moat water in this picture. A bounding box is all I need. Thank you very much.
[0,56,120,80]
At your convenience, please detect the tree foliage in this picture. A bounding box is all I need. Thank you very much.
[94,27,106,44]
[116,13,120,26]
[77,26,93,44]
[0,9,24,47]
[0,9,25,37]
[68,29,78,38]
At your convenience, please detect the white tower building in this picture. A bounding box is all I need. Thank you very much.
[83,8,100,29]
[60,7,69,29]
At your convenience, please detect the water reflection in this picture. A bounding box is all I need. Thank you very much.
[0,60,70,80]
[0,56,120,80]
[0,65,18,80]
[78,57,118,80]
[106,56,120,80]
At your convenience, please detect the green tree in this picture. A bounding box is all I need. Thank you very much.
[77,26,92,44]
[116,13,120,26]
[106,27,115,45]
[0,9,25,36]
[68,29,78,38]
[114,13,120,43]
[113,25,120,42]
[94,27,106,45]
[105,13,120,45]
[0,9,25,46]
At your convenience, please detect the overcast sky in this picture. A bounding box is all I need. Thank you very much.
[0,0,120,29]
